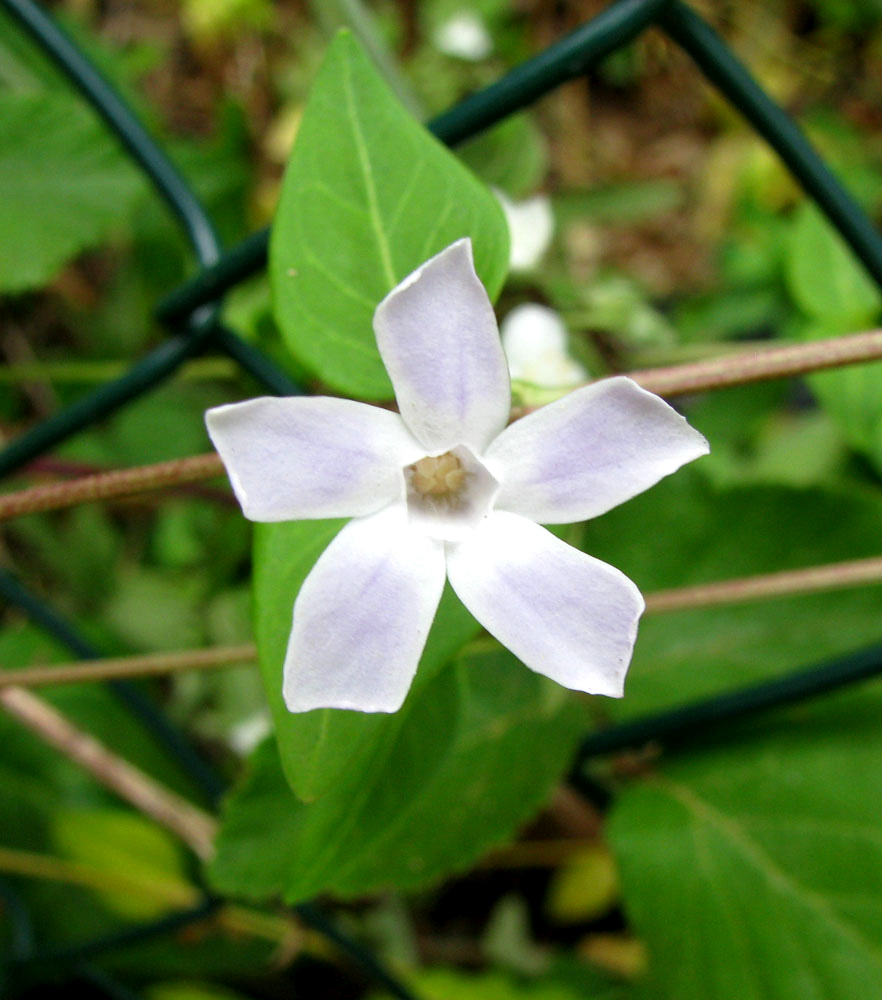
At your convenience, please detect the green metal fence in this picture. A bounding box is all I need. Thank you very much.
[3,0,882,994]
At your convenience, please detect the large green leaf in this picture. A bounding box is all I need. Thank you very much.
[790,318,882,475]
[269,30,509,398]
[608,685,882,999]
[52,809,187,920]
[209,646,585,903]
[253,518,480,801]
[580,469,882,718]
[783,204,882,472]
[785,203,881,324]
[0,92,143,292]
[458,114,549,199]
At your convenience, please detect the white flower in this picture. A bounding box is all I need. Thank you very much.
[501,303,588,388]
[494,190,554,272]
[433,11,493,61]
[228,709,272,756]
[206,240,708,714]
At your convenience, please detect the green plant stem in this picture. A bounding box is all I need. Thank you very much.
[0,845,200,906]
[0,358,239,384]
[0,846,295,946]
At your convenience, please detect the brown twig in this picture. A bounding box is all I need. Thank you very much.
[4,555,882,689]
[27,456,237,506]
[0,643,257,688]
[643,554,882,613]
[0,686,217,859]
[2,327,882,523]
[628,328,882,397]
[0,453,225,521]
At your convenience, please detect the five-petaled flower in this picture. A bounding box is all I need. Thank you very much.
[206,239,708,714]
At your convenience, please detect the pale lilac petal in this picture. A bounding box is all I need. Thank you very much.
[206,396,422,522]
[283,506,446,713]
[373,238,511,452]
[446,511,644,697]
[486,376,708,523]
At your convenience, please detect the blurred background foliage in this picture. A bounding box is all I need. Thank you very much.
[2,0,882,997]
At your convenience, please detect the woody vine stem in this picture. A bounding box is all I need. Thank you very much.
[2,326,881,522]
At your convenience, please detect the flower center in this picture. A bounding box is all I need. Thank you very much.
[401,445,500,543]
[409,452,467,498]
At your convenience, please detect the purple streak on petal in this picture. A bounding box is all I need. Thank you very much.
[206,396,423,522]
[446,511,644,697]
[374,239,511,453]
[487,376,709,524]
[283,506,446,713]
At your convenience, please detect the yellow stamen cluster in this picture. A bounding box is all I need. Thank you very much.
[410,452,466,497]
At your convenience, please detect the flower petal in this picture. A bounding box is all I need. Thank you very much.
[486,376,709,523]
[446,511,644,697]
[374,238,510,452]
[283,505,446,713]
[206,396,422,522]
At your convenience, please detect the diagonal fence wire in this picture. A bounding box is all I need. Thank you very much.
[577,641,882,761]
[658,0,882,286]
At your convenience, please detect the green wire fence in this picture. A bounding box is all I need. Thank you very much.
[3,0,882,994]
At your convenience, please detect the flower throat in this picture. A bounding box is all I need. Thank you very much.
[409,452,466,497]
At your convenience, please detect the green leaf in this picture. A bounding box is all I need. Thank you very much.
[52,809,186,920]
[269,30,509,398]
[785,203,881,323]
[253,517,480,801]
[459,114,549,198]
[783,203,882,471]
[580,468,882,719]
[0,92,143,292]
[791,319,882,475]
[210,646,585,903]
[608,687,882,999]
[554,181,683,226]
